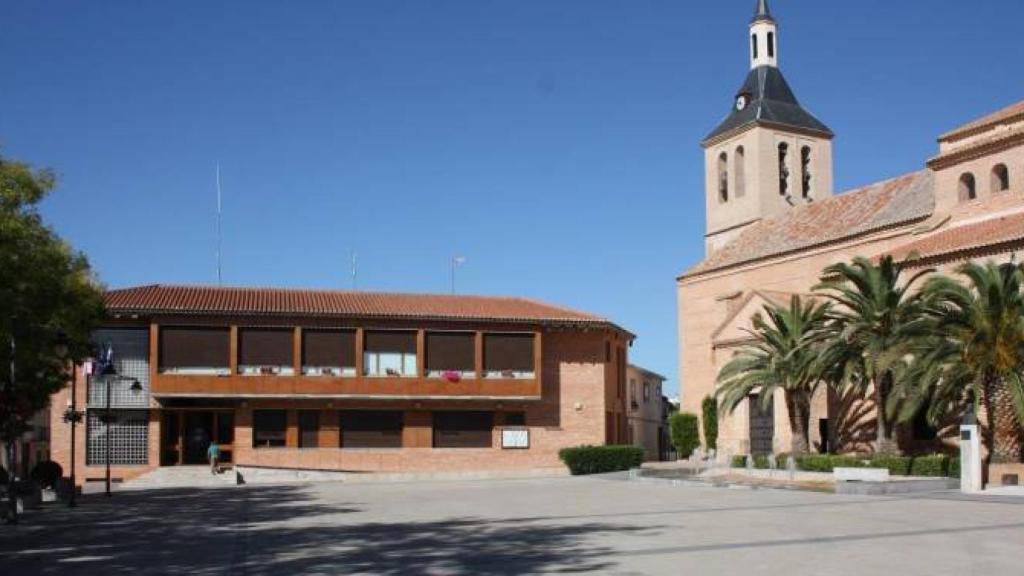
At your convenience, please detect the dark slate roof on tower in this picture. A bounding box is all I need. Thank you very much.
[703,66,833,145]
[752,0,775,23]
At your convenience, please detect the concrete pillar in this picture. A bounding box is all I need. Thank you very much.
[960,410,983,493]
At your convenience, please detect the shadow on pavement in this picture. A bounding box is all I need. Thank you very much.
[0,483,652,575]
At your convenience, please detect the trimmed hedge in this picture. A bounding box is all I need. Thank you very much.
[701,396,719,452]
[910,455,946,477]
[670,412,701,459]
[30,461,63,489]
[559,445,644,475]
[869,454,912,476]
[947,457,961,478]
[795,454,867,472]
[729,453,961,477]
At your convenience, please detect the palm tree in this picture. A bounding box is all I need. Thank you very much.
[716,295,830,455]
[815,256,933,454]
[902,261,1024,464]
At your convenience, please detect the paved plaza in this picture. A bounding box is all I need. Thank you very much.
[2,475,1023,575]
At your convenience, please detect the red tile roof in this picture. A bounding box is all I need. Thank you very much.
[105,285,626,330]
[940,100,1024,141]
[884,211,1024,264]
[682,171,934,278]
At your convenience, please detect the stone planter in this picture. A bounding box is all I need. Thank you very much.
[988,463,1024,487]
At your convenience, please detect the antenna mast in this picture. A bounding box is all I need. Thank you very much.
[216,163,223,285]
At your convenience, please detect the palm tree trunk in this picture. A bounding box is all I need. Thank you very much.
[786,391,811,455]
[985,375,1023,464]
[874,375,899,454]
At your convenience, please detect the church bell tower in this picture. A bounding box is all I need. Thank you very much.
[701,0,835,253]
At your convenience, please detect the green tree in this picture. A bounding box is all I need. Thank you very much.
[701,395,718,451]
[901,262,1024,464]
[716,295,829,455]
[814,256,932,454]
[1,153,104,475]
[669,412,700,459]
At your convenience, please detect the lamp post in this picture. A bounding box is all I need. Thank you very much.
[450,256,466,295]
[95,343,142,497]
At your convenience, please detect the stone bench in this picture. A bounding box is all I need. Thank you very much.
[834,467,890,482]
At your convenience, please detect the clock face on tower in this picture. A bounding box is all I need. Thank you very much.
[735,95,749,111]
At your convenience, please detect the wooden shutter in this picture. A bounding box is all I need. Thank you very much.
[433,411,493,448]
[364,331,416,353]
[340,411,404,448]
[425,332,475,371]
[483,334,535,372]
[303,330,356,367]
[239,328,293,366]
[298,411,320,448]
[159,327,230,369]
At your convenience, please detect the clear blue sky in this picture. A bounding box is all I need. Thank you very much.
[3,1,1023,397]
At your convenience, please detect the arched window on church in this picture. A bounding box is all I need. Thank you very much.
[778,143,790,196]
[801,146,812,198]
[751,34,759,60]
[768,32,775,58]
[991,164,1009,192]
[959,172,977,202]
[735,146,746,199]
[718,152,729,203]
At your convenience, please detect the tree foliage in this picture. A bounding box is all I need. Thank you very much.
[898,261,1024,463]
[669,412,700,459]
[701,395,718,451]
[0,153,105,445]
[716,295,830,454]
[814,255,933,454]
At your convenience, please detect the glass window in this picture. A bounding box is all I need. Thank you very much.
[253,410,287,448]
[340,410,403,448]
[425,332,475,379]
[302,330,357,376]
[483,333,535,379]
[159,327,230,375]
[238,328,294,375]
[364,331,417,377]
[298,411,320,449]
[433,411,494,448]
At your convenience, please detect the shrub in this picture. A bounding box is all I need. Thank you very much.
[753,455,771,469]
[795,454,867,472]
[775,453,790,470]
[30,461,63,489]
[669,412,701,459]
[947,457,961,478]
[558,445,644,476]
[911,455,950,477]
[731,455,747,468]
[701,396,718,452]
[869,454,912,476]
[795,454,833,472]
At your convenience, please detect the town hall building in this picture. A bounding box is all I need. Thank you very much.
[678,0,1024,478]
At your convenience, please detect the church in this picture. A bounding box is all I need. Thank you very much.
[677,1,1024,465]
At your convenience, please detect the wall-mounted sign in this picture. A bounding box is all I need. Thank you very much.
[502,428,529,449]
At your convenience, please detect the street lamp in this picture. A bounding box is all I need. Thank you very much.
[95,343,142,497]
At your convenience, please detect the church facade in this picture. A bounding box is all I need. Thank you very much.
[677,1,1024,465]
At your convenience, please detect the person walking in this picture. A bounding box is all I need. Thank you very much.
[207,441,220,475]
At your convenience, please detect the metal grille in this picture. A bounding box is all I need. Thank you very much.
[88,329,150,408]
[86,409,150,466]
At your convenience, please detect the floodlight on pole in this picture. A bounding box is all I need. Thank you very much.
[450,256,466,295]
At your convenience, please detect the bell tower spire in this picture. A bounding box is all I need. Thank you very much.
[750,0,778,69]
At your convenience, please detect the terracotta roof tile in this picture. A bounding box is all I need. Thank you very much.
[105,285,625,330]
[884,211,1024,264]
[682,170,934,278]
[940,100,1024,141]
